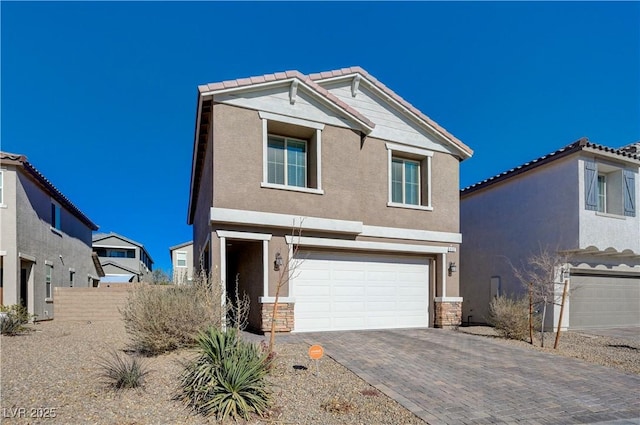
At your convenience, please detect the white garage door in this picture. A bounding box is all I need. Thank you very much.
[293,251,430,332]
[569,274,640,329]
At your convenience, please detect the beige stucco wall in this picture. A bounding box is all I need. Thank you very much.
[211,104,460,233]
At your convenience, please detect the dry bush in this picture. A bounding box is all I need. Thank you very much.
[321,396,355,414]
[120,271,225,355]
[487,295,533,341]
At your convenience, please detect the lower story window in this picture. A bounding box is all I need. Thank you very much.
[46,264,52,298]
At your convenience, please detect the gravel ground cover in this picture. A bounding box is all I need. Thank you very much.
[0,320,423,425]
[457,325,640,375]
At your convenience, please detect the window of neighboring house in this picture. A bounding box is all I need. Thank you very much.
[176,251,187,268]
[260,112,324,195]
[69,270,74,287]
[386,143,433,211]
[51,202,61,230]
[45,264,53,299]
[585,159,635,217]
[0,170,4,205]
[597,174,606,213]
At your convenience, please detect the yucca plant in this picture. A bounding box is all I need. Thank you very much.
[97,350,150,390]
[177,327,271,421]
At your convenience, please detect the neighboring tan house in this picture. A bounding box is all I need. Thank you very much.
[92,232,154,282]
[460,138,640,330]
[0,151,102,320]
[169,241,194,284]
[187,67,473,333]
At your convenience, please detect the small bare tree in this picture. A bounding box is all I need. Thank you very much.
[227,273,250,333]
[512,247,571,348]
[268,221,304,353]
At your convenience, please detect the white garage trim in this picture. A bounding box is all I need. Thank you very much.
[285,235,449,254]
[361,225,462,243]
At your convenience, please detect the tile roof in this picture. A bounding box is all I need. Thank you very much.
[308,66,473,157]
[0,151,98,230]
[198,69,376,131]
[461,138,640,196]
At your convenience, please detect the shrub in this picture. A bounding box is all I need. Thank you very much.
[97,350,150,390]
[120,271,225,355]
[487,295,531,341]
[177,327,271,421]
[0,304,34,336]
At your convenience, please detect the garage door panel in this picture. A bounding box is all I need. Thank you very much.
[570,275,640,329]
[294,251,429,332]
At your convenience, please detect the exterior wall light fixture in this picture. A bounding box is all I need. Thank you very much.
[274,252,283,271]
[448,262,457,276]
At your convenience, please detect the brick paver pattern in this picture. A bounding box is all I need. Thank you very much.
[286,329,640,425]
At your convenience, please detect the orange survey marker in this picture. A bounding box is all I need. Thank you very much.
[308,345,324,360]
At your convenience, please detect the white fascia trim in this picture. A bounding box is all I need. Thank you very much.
[259,111,325,130]
[216,230,272,241]
[387,202,434,212]
[434,297,463,302]
[204,79,374,134]
[361,225,462,243]
[92,244,137,249]
[285,235,449,254]
[260,182,325,195]
[259,296,295,303]
[19,252,36,262]
[385,142,434,157]
[211,207,363,234]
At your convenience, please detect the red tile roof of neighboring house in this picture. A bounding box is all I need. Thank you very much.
[461,138,640,196]
[0,151,98,230]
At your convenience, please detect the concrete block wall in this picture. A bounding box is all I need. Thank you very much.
[53,286,131,322]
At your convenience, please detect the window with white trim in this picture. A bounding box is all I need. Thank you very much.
[386,143,433,210]
[268,136,307,188]
[69,270,75,287]
[585,159,635,217]
[0,171,3,205]
[176,251,187,268]
[45,264,53,299]
[260,111,323,194]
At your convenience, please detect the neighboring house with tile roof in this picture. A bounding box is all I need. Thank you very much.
[0,151,102,320]
[92,232,153,282]
[188,66,473,333]
[169,241,194,284]
[460,138,640,330]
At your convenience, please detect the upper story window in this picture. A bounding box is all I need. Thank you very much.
[95,248,135,258]
[176,251,187,268]
[0,171,4,205]
[386,143,433,211]
[268,136,307,188]
[392,158,420,205]
[51,201,61,230]
[260,111,324,195]
[585,159,636,217]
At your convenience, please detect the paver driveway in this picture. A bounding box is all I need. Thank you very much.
[293,329,640,425]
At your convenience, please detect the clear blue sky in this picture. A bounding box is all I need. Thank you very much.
[2,2,639,273]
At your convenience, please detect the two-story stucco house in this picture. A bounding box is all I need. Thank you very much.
[0,152,101,320]
[92,232,154,282]
[169,241,194,284]
[460,138,639,330]
[187,67,473,333]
